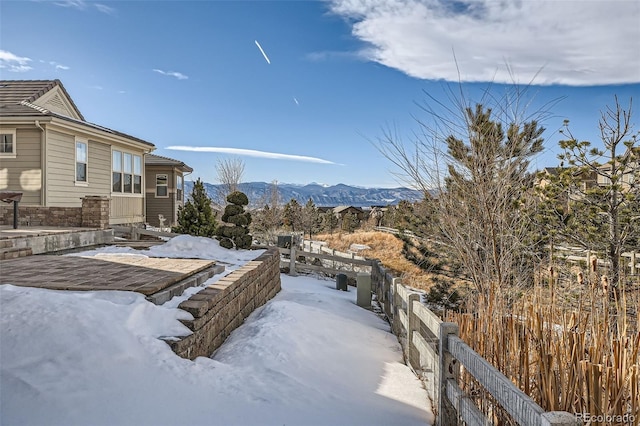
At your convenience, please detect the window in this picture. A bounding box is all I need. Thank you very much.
[123,152,132,192]
[112,150,122,192]
[76,140,88,183]
[156,174,168,197]
[133,155,142,193]
[0,129,16,157]
[112,150,142,194]
[176,174,183,202]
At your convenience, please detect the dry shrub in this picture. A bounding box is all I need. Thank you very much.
[315,231,435,290]
[447,281,640,425]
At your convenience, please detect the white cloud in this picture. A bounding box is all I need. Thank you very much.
[94,3,115,14]
[153,69,189,80]
[328,0,640,86]
[49,61,70,70]
[0,50,32,72]
[52,0,114,14]
[167,146,340,165]
[53,0,87,10]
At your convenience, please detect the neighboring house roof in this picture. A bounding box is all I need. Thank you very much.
[0,79,154,149]
[333,206,363,214]
[145,153,193,173]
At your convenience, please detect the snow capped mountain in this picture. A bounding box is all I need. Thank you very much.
[184,181,423,207]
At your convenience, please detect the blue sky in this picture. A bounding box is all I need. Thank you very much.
[1,0,639,188]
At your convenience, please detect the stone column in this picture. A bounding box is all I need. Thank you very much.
[82,196,110,228]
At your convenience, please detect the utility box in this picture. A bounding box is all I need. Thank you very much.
[277,235,292,249]
[356,273,372,308]
[336,273,348,291]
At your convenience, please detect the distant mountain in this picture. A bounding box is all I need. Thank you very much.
[184,181,423,208]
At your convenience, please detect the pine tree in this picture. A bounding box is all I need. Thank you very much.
[537,97,639,292]
[341,211,358,233]
[300,198,321,239]
[321,211,339,234]
[172,178,217,237]
[283,199,302,232]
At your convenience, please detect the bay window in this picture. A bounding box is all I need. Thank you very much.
[112,150,142,194]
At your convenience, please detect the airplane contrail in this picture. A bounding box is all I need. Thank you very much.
[254,40,271,64]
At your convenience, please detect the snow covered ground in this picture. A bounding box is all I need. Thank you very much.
[1,236,433,426]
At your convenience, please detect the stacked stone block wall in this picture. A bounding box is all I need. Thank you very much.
[0,205,82,227]
[0,196,110,228]
[81,196,110,228]
[168,247,281,359]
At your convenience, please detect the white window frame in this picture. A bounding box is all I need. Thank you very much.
[156,174,169,198]
[0,128,17,158]
[112,150,123,193]
[75,138,88,185]
[176,174,183,202]
[111,149,143,195]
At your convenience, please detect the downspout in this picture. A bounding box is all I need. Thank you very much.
[35,120,46,206]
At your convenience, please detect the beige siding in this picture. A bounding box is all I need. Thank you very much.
[110,196,145,225]
[0,127,42,205]
[46,130,110,207]
[87,139,111,194]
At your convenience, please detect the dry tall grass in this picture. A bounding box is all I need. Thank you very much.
[315,231,435,290]
[447,281,639,425]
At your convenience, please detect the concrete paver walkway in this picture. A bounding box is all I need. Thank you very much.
[0,254,216,295]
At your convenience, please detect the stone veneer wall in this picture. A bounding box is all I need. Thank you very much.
[0,196,110,228]
[0,205,82,227]
[81,196,110,228]
[168,247,281,360]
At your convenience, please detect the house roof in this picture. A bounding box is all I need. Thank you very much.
[145,153,193,173]
[0,79,155,149]
[333,206,363,214]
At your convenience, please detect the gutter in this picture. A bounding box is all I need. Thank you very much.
[35,120,46,206]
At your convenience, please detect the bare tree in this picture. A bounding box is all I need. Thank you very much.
[544,96,639,292]
[377,83,555,297]
[215,157,245,206]
[251,180,283,243]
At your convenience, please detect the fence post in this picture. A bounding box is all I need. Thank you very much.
[356,272,372,309]
[540,412,580,426]
[407,292,420,369]
[289,244,297,276]
[438,322,460,426]
[383,275,392,319]
[392,278,402,335]
[631,251,637,276]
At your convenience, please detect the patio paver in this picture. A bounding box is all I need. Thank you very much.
[0,254,216,296]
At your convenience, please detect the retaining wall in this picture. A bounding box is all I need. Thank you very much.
[168,247,281,359]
